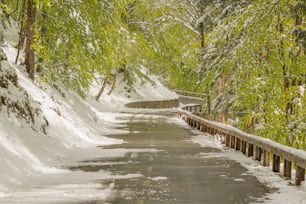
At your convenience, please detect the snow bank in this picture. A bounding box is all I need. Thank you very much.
[0,30,177,202]
[88,68,178,112]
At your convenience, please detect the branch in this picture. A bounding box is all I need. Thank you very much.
[7,0,20,16]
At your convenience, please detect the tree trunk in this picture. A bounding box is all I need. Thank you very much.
[15,0,26,64]
[25,0,36,81]
[37,5,48,73]
[107,72,118,95]
[206,84,211,114]
[276,6,292,119]
[199,0,206,61]
[96,79,108,101]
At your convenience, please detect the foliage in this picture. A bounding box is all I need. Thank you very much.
[33,0,133,96]
[193,0,306,149]
[2,0,305,149]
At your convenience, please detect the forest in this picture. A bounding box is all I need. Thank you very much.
[0,0,305,149]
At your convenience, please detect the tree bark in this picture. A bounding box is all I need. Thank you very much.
[107,72,118,95]
[198,0,206,62]
[96,79,108,101]
[38,7,49,72]
[15,0,26,64]
[25,0,36,81]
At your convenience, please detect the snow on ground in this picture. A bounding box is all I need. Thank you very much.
[189,130,306,204]
[189,131,224,150]
[1,24,306,203]
[88,67,178,112]
[224,150,306,204]
[1,50,306,203]
[0,40,177,202]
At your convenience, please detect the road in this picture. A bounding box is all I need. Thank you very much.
[68,115,270,204]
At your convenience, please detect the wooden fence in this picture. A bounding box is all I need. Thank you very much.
[125,99,179,109]
[179,104,306,186]
[174,90,207,99]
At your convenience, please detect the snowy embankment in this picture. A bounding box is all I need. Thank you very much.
[0,31,178,201]
[88,67,178,112]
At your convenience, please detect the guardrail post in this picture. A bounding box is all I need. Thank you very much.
[230,136,235,149]
[197,105,201,113]
[197,121,201,130]
[241,141,247,154]
[295,165,305,186]
[272,155,280,172]
[255,146,261,161]
[284,160,292,179]
[199,122,203,131]
[235,138,241,151]
[202,124,206,132]
[262,150,270,167]
[247,143,254,157]
[225,135,230,147]
[210,127,214,135]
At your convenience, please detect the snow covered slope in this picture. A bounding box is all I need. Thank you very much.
[88,68,178,112]
[0,26,178,198]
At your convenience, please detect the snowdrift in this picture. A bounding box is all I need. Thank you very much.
[0,38,177,196]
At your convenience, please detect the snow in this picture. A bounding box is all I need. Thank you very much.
[88,67,178,112]
[0,39,177,202]
[1,22,305,203]
[1,47,18,63]
[190,131,306,204]
[299,85,305,97]
[189,132,224,150]
[225,151,306,204]
[148,176,168,181]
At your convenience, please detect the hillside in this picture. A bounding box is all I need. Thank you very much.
[0,18,178,199]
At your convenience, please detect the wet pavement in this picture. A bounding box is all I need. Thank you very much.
[68,115,270,204]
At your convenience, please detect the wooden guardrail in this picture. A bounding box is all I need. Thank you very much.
[174,90,207,99]
[125,99,179,109]
[179,104,306,186]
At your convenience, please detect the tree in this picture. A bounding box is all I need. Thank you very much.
[2,0,305,148]
[198,0,306,148]
[33,0,134,96]
[24,0,36,80]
